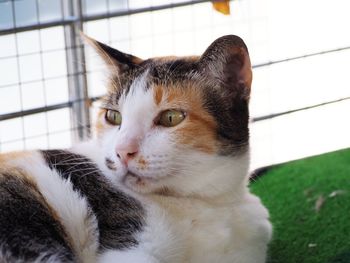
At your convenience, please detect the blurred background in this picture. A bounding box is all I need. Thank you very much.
[0,0,349,170]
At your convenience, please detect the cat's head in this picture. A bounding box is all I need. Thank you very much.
[85,35,252,197]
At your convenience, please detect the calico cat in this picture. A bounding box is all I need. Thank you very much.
[0,35,271,263]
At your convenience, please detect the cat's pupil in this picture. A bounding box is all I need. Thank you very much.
[168,115,172,123]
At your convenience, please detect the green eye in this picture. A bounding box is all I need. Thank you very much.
[158,110,186,127]
[105,110,122,125]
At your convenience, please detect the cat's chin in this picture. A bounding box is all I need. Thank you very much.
[122,172,159,194]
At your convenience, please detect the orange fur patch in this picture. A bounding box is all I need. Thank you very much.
[176,115,217,154]
[0,151,31,164]
[153,85,164,106]
[158,83,218,154]
[137,156,149,170]
[95,109,107,136]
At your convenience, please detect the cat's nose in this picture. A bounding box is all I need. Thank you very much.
[116,150,138,164]
[115,141,139,164]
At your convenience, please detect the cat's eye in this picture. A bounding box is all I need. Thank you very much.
[105,109,122,125]
[158,110,186,127]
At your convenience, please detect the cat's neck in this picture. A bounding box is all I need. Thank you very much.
[147,184,249,225]
[150,185,248,207]
[149,155,250,207]
[157,151,251,202]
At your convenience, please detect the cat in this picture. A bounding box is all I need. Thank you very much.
[0,35,271,263]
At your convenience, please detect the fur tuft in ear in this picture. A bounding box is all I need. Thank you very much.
[81,32,143,74]
[199,35,252,100]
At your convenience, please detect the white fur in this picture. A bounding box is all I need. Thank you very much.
[132,203,186,263]
[152,191,272,263]
[9,153,99,263]
[94,71,272,262]
[97,204,184,263]
[97,249,160,263]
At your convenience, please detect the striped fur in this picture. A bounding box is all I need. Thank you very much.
[0,149,145,262]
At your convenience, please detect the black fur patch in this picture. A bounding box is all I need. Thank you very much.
[0,173,75,262]
[203,84,250,155]
[147,59,198,84]
[41,150,145,250]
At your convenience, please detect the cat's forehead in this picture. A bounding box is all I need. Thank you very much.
[115,56,200,89]
[144,56,199,81]
[121,60,204,109]
[105,56,205,107]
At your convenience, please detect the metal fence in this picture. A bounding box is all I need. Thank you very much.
[0,0,214,152]
[1,0,350,162]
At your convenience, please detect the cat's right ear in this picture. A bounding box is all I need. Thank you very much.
[198,35,252,100]
[81,33,143,74]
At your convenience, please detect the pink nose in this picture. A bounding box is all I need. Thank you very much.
[115,140,139,164]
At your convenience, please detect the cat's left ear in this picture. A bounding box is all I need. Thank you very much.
[199,35,252,99]
[81,33,143,73]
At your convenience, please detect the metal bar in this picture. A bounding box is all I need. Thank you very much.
[0,17,77,36]
[63,0,91,140]
[0,0,212,36]
[10,0,26,149]
[0,96,100,122]
[1,127,87,145]
[251,96,350,122]
[253,46,350,69]
[0,74,68,89]
[0,102,71,121]
[0,69,94,89]
[83,0,211,22]
[35,0,51,147]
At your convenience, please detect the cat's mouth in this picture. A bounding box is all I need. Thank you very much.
[124,171,158,184]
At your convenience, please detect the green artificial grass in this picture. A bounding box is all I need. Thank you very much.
[251,148,350,263]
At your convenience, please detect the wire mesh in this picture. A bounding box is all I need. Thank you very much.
[0,0,350,168]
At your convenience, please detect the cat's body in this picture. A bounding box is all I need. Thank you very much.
[0,146,179,263]
[0,143,269,263]
[0,35,271,262]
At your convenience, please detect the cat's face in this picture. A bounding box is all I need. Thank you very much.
[86,35,252,197]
